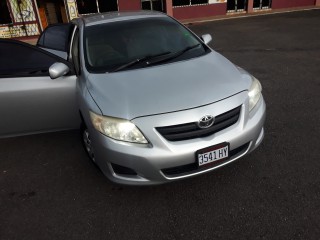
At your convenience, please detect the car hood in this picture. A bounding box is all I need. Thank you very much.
[86,51,252,120]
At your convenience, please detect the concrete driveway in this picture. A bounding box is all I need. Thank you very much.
[0,9,320,240]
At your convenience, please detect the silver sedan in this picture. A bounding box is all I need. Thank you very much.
[0,11,266,185]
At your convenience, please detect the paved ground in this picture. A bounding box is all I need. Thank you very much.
[1,9,320,240]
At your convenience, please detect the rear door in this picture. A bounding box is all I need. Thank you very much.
[0,39,80,137]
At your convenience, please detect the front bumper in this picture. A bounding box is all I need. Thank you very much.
[90,91,266,185]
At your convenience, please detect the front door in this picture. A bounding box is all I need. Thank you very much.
[0,39,79,137]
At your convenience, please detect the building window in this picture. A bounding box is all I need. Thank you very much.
[253,0,271,9]
[192,0,208,4]
[98,0,118,12]
[141,0,164,12]
[76,0,118,15]
[0,0,12,24]
[173,0,208,7]
[76,0,98,14]
[227,0,247,12]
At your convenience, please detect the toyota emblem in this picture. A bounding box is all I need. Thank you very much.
[197,115,215,129]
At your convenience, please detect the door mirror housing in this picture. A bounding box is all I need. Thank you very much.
[201,34,212,45]
[49,62,70,79]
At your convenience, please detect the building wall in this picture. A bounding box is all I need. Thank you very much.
[272,0,316,9]
[66,0,317,22]
[1,0,318,39]
[118,0,141,11]
[173,3,227,20]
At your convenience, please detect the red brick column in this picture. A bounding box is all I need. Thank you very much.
[247,0,254,12]
[166,0,173,16]
[316,0,320,6]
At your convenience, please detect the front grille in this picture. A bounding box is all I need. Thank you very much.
[162,142,250,177]
[156,106,241,141]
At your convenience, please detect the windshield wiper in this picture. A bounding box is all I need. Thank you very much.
[109,51,171,73]
[109,44,201,72]
[145,44,201,66]
[173,44,201,58]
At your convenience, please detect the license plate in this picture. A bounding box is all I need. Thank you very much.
[197,142,230,167]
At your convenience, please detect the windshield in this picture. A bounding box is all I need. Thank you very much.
[84,17,209,73]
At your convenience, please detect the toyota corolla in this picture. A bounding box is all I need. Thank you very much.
[0,11,266,185]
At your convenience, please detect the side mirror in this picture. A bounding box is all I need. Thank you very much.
[49,62,70,79]
[201,34,212,45]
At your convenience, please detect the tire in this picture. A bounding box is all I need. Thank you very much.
[80,122,96,163]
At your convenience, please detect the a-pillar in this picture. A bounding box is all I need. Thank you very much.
[247,0,254,13]
[166,0,173,16]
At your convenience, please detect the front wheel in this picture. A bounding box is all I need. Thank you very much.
[81,123,95,163]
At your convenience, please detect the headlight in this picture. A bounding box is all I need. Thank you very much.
[248,76,262,111]
[89,111,148,144]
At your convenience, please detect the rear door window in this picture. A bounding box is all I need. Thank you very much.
[37,23,74,52]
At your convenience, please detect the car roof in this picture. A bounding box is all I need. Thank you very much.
[80,11,167,27]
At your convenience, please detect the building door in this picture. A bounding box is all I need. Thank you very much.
[253,0,272,9]
[37,0,68,29]
[227,0,247,12]
[141,0,164,12]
